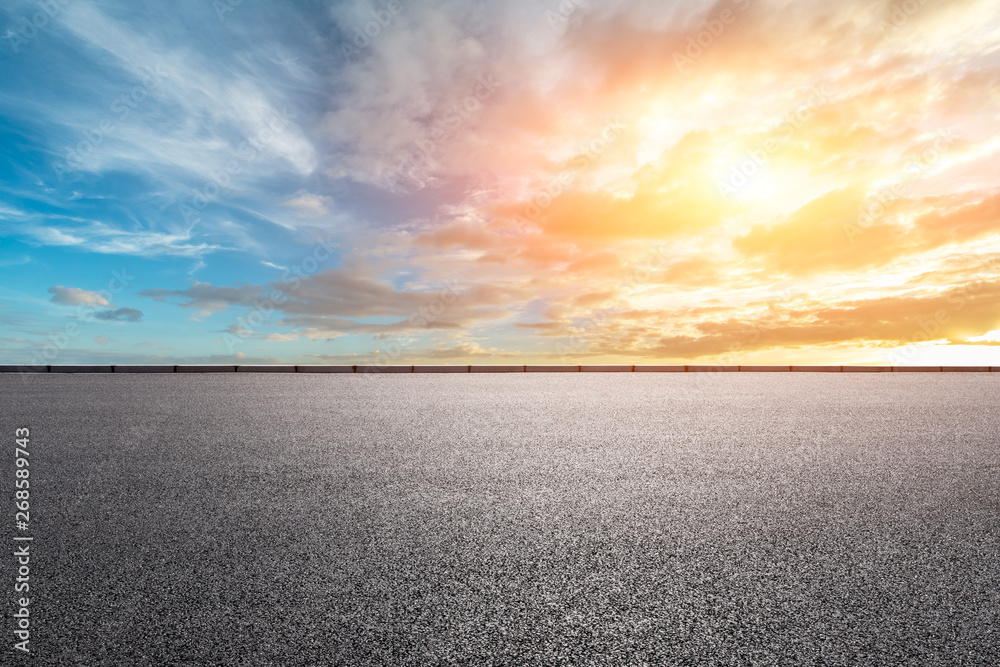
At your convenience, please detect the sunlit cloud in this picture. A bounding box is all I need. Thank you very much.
[48,286,111,307]
[3,0,1000,364]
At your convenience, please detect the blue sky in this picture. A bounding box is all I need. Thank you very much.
[3,0,1000,366]
[0,0,494,365]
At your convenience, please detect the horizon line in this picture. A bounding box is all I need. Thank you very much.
[3,364,1000,374]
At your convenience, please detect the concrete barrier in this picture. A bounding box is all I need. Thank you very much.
[687,365,740,372]
[635,366,686,372]
[114,365,176,373]
[739,366,791,372]
[470,365,524,373]
[580,365,633,372]
[842,366,892,373]
[50,365,115,373]
[176,365,236,373]
[791,366,842,372]
[296,366,355,373]
[414,366,469,373]
[236,365,296,373]
[526,365,579,372]
[355,365,413,374]
[941,366,991,373]
[0,365,48,373]
[893,366,942,373]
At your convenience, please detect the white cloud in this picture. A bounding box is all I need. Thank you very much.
[0,255,31,268]
[283,191,334,217]
[48,286,111,307]
[50,3,318,180]
[322,0,515,187]
[24,220,221,257]
[261,261,289,271]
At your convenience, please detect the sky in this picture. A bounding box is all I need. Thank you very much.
[2,0,1000,366]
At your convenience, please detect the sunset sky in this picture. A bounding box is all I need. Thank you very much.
[2,0,1000,366]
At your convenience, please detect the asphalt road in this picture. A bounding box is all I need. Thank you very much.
[2,374,999,665]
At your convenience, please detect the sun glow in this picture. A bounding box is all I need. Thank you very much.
[711,151,819,218]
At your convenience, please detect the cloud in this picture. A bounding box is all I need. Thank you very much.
[321,0,504,187]
[138,266,529,335]
[261,261,289,271]
[283,192,334,218]
[734,187,908,275]
[558,272,1000,361]
[300,341,519,364]
[408,342,519,360]
[94,307,144,322]
[140,282,264,313]
[48,286,111,307]
[489,129,732,243]
[54,2,318,178]
[27,222,221,257]
[0,255,31,268]
[909,192,1000,250]
[514,321,568,331]
[9,0,1000,365]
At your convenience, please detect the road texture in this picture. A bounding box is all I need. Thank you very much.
[2,374,998,665]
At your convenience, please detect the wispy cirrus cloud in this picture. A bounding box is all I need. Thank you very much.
[25,220,221,257]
